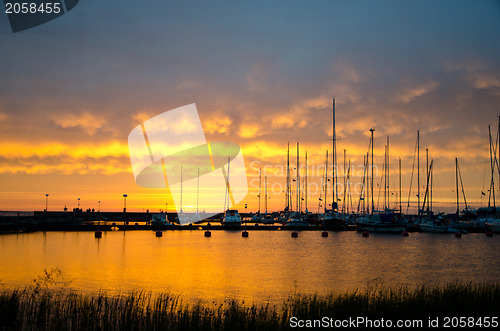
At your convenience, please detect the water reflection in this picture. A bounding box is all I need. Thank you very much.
[0,231,499,304]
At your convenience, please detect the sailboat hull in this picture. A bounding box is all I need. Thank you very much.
[486,222,500,233]
[355,222,406,233]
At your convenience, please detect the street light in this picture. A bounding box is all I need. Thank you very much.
[123,194,128,213]
[78,197,80,210]
[45,194,49,212]
[98,201,101,212]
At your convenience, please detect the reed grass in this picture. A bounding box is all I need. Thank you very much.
[1,282,499,330]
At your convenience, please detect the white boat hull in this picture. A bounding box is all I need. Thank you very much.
[285,218,309,227]
[356,222,406,233]
[486,222,500,233]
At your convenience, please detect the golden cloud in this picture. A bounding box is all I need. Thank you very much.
[52,112,108,136]
[203,114,233,134]
[238,123,264,139]
[0,140,131,174]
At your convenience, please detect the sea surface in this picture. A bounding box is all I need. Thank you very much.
[1,230,499,305]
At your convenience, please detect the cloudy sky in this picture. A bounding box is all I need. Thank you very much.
[1,0,499,213]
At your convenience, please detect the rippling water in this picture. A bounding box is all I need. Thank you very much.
[1,230,499,304]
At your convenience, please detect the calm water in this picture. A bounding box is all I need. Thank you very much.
[1,230,500,304]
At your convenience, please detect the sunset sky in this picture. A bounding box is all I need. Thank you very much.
[1,0,499,214]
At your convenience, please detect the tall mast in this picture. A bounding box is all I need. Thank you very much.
[387,136,390,210]
[265,175,268,214]
[399,157,402,214]
[497,116,500,213]
[258,168,261,214]
[363,154,367,214]
[417,130,420,218]
[456,157,459,215]
[365,152,368,214]
[343,149,346,213]
[180,165,183,213]
[426,148,429,215]
[489,126,496,210]
[430,159,433,215]
[370,128,375,215]
[197,168,199,214]
[324,150,329,213]
[347,159,351,213]
[305,151,308,212]
[384,143,387,210]
[296,142,300,213]
[286,142,290,211]
[224,157,231,215]
[332,98,337,211]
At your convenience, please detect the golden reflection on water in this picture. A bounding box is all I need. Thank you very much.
[1,231,500,305]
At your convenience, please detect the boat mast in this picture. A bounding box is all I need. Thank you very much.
[370,128,375,215]
[305,151,308,212]
[430,158,433,215]
[324,150,329,213]
[343,149,346,213]
[286,142,290,212]
[498,116,500,213]
[258,168,261,214]
[364,154,367,214]
[417,130,420,219]
[197,168,199,214]
[387,136,390,210]
[426,148,429,216]
[265,175,268,214]
[180,165,183,213]
[459,160,469,213]
[489,126,496,211]
[347,159,351,213]
[365,152,368,214]
[332,98,337,211]
[399,157,402,214]
[384,142,387,210]
[456,157,459,215]
[297,142,300,213]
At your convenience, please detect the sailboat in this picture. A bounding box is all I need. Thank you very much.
[151,213,173,225]
[285,142,309,227]
[419,158,460,233]
[355,130,406,233]
[480,119,500,232]
[261,175,275,224]
[192,168,207,223]
[222,157,242,226]
[251,168,263,222]
[321,98,346,227]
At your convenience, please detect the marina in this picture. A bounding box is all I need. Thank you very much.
[2,1,500,328]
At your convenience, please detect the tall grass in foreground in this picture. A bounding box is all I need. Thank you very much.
[1,283,499,330]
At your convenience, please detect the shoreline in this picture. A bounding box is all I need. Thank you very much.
[1,282,499,330]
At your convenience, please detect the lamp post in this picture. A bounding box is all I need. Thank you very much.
[123,194,128,213]
[77,198,80,210]
[98,201,101,212]
[45,194,49,212]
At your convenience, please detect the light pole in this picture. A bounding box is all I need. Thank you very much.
[45,194,49,212]
[165,203,168,214]
[123,194,128,213]
[98,201,101,212]
[78,197,80,210]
